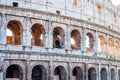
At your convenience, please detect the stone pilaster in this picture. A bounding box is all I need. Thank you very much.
[49,56,53,80]
[116,66,118,80]
[0,13,6,44]
[64,24,69,50]
[47,20,53,49]
[93,0,96,23]
[67,61,71,80]
[81,27,86,53]
[108,64,111,80]
[44,21,49,49]
[105,34,108,57]
[26,56,31,80]
[94,31,98,54]
[113,37,116,59]
[0,55,5,80]
[81,0,83,19]
[103,0,106,27]
[97,63,101,80]
[65,25,71,50]
[21,27,27,46]
[23,17,31,46]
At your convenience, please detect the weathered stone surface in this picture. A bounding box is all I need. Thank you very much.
[0,0,120,80]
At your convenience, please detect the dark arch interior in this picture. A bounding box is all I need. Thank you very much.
[98,35,105,53]
[54,66,66,80]
[31,24,44,46]
[86,33,94,51]
[72,67,83,80]
[71,30,81,49]
[32,65,46,80]
[73,68,77,76]
[88,68,96,80]
[7,20,21,45]
[6,65,22,78]
[101,68,107,80]
[111,69,115,80]
[53,27,64,48]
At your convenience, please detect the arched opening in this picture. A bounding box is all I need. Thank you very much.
[108,38,114,56]
[111,69,115,80]
[86,33,94,52]
[6,20,21,45]
[101,68,107,80]
[115,40,120,57]
[71,30,81,50]
[6,64,23,80]
[53,27,64,48]
[88,68,96,80]
[54,66,66,80]
[72,66,83,80]
[118,70,120,80]
[32,65,46,80]
[98,35,105,53]
[31,24,45,46]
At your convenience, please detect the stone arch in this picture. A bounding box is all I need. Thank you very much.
[31,23,45,46]
[32,65,46,80]
[53,27,65,48]
[71,30,81,50]
[98,35,105,53]
[101,68,107,80]
[108,38,114,56]
[72,66,83,80]
[54,66,66,80]
[6,20,22,45]
[111,69,115,80]
[6,64,23,80]
[86,32,94,52]
[88,67,96,80]
[115,40,120,57]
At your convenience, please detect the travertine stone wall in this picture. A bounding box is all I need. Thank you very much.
[0,0,120,80]
[0,0,119,32]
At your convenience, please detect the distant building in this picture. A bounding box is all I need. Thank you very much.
[0,0,120,80]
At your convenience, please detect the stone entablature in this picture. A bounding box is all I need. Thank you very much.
[1,52,120,80]
[0,0,119,32]
[1,52,120,65]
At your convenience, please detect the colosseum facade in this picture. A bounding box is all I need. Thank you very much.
[0,0,120,80]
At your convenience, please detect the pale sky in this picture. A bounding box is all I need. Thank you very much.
[112,0,120,6]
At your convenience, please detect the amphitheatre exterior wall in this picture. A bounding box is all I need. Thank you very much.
[0,0,120,80]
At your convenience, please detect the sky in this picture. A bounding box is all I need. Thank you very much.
[112,0,120,6]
